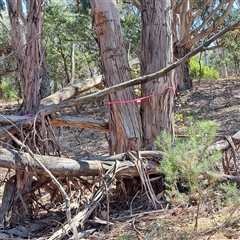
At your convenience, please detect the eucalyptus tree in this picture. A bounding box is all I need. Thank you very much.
[5,0,50,223]
[6,0,50,113]
[122,0,235,90]
[174,0,234,90]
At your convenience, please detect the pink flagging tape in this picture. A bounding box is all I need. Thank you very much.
[107,76,178,105]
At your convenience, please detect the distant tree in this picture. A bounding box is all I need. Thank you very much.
[225,29,240,76]
[44,2,99,91]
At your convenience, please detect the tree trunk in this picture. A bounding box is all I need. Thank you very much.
[70,42,75,85]
[174,45,193,91]
[140,0,175,150]
[40,54,51,99]
[6,0,46,224]
[218,48,228,78]
[91,0,142,154]
[0,77,2,99]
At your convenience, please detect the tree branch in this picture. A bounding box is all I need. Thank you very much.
[189,0,234,47]
[0,114,109,132]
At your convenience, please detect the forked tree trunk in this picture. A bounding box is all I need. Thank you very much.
[91,0,142,154]
[6,0,46,223]
[174,45,193,91]
[140,0,175,150]
[7,0,47,114]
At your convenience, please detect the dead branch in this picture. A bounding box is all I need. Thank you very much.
[48,115,109,132]
[40,75,103,107]
[209,131,240,151]
[6,132,78,237]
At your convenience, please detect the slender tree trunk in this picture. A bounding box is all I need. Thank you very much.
[91,0,142,154]
[218,48,228,78]
[140,0,175,150]
[0,77,2,99]
[16,77,23,99]
[174,45,193,91]
[70,42,75,85]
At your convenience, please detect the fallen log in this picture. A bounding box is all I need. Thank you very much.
[209,131,240,151]
[0,147,161,178]
[0,115,109,132]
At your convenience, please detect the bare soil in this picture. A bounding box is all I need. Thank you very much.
[0,78,240,239]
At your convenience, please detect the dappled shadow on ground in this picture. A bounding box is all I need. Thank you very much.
[175,78,240,136]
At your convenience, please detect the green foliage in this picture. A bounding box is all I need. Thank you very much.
[156,120,222,203]
[225,30,240,76]
[174,113,184,123]
[2,80,18,100]
[43,1,99,89]
[190,58,219,79]
[220,182,240,206]
[120,5,141,53]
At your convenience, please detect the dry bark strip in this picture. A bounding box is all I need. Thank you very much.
[0,147,161,178]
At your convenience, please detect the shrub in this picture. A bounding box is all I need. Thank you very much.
[156,120,222,203]
[190,58,219,79]
[2,80,18,100]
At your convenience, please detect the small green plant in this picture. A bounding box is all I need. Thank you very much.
[174,113,184,123]
[220,182,240,206]
[156,120,222,203]
[117,233,133,240]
